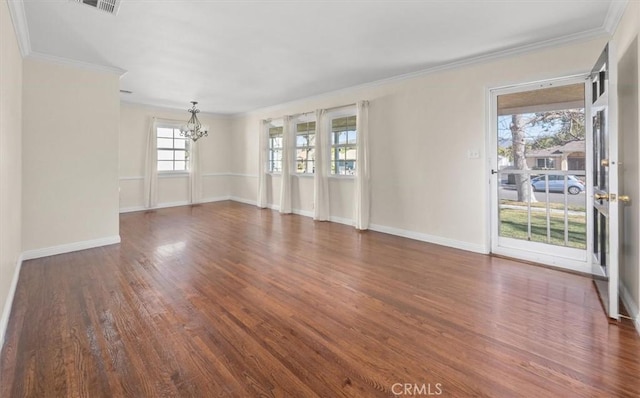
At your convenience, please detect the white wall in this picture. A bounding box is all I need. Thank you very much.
[613,0,640,331]
[119,102,232,211]
[0,0,23,345]
[230,37,608,252]
[22,58,120,253]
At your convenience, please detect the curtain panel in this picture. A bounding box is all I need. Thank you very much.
[279,116,293,214]
[314,109,330,220]
[189,139,201,204]
[143,117,159,208]
[354,100,370,230]
[257,120,268,208]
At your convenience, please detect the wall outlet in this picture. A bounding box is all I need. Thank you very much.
[467,149,481,159]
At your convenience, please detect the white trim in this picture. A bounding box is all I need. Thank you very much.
[330,216,353,226]
[620,283,640,336]
[119,205,148,213]
[370,223,488,254]
[27,51,126,76]
[120,196,231,213]
[603,0,628,34]
[491,246,593,275]
[198,196,231,204]
[329,175,356,180]
[120,100,234,119]
[238,31,608,119]
[6,0,30,57]
[229,173,258,178]
[22,236,121,261]
[119,173,231,180]
[229,196,257,206]
[158,172,189,179]
[0,254,23,347]
[292,208,313,218]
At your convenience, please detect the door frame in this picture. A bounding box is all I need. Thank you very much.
[486,74,596,275]
[590,43,620,319]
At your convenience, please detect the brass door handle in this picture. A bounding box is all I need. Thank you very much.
[601,159,609,167]
[619,195,631,204]
[595,193,609,200]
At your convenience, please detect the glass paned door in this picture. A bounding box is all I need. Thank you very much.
[490,78,591,273]
[590,43,620,320]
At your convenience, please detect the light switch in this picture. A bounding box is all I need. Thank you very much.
[467,149,480,159]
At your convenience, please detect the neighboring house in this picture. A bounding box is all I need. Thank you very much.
[526,140,586,170]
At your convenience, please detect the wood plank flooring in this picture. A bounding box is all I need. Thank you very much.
[1,201,639,397]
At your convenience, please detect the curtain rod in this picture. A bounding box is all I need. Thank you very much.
[263,101,363,123]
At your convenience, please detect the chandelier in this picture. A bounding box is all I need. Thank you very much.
[180,101,209,142]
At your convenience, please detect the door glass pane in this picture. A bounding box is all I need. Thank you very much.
[496,83,587,249]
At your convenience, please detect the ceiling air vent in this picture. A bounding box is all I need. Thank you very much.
[72,0,121,15]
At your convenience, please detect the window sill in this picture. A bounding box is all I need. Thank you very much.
[329,175,356,180]
[158,171,189,178]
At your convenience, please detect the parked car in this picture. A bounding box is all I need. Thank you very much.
[531,175,585,195]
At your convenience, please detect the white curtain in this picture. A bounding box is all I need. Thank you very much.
[279,115,293,214]
[189,138,201,204]
[314,109,330,220]
[354,100,370,230]
[143,118,159,208]
[257,119,268,208]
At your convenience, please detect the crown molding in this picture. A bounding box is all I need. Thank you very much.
[6,0,31,56]
[603,0,628,34]
[7,1,127,76]
[235,26,610,118]
[26,51,127,76]
[119,99,234,119]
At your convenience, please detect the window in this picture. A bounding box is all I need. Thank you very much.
[536,157,555,169]
[330,115,357,175]
[268,126,283,173]
[157,127,189,171]
[295,121,315,174]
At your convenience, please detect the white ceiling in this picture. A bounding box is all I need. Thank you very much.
[11,0,624,114]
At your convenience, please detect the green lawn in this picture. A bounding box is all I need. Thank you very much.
[499,207,586,249]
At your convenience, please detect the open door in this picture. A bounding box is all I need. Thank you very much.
[590,43,626,320]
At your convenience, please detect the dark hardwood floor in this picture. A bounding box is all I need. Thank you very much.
[1,201,639,397]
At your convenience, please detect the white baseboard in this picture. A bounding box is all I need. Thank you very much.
[22,235,121,261]
[227,196,485,254]
[199,196,232,204]
[119,197,232,214]
[119,205,147,213]
[620,283,640,336]
[292,208,314,218]
[369,223,487,254]
[330,215,354,226]
[0,254,23,347]
[128,196,488,256]
[229,196,257,206]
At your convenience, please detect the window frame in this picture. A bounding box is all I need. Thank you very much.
[328,110,357,178]
[536,157,556,170]
[294,116,316,175]
[267,120,284,174]
[156,123,190,174]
